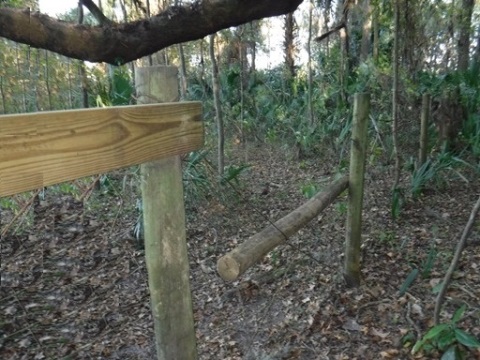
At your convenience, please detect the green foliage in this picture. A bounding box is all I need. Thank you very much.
[221,164,251,186]
[93,66,133,107]
[398,268,419,296]
[300,183,319,199]
[410,149,473,198]
[183,150,212,200]
[412,305,480,358]
[0,197,19,212]
[421,245,437,278]
[183,150,249,204]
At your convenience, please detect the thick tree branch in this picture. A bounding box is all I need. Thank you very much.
[0,0,303,65]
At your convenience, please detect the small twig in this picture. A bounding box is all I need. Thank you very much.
[12,290,44,352]
[405,301,421,342]
[434,194,480,325]
[355,299,390,321]
[78,175,102,202]
[1,189,41,238]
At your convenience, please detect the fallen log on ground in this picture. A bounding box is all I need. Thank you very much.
[217,175,349,281]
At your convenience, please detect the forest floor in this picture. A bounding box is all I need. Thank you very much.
[1,142,480,360]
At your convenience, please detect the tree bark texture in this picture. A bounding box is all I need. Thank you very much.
[418,93,430,167]
[343,93,370,288]
[209,34,225,177]
[457,0,474,71]
[391,0,401,190]
[284,12,296,78]
[0,0,303,64]
[217,176,349,281]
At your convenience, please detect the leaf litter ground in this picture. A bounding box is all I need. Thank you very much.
[1,143,479,359]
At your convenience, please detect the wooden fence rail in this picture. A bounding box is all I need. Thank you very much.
[0,102,202,197]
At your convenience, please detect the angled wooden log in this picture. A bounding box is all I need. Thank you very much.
[217,176,349,281]
[136,66,198,360]
[0,102,202,197]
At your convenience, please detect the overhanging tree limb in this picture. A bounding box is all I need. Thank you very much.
[0,0,303,65]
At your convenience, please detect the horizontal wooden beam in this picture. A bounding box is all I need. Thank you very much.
[0,103,203,197]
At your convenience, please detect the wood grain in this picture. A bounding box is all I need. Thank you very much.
[0,103,203,197]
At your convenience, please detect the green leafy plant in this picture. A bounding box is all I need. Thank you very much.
[410,149,471,198]
[399,268,419,296]
[221,164,251,186]
[300,183,319,199]
[421,245,437,279]
[412,304,480,358]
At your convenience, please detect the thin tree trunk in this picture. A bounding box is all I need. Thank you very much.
[239,30,246,144]
[178,44,188,100]
[199,39,205,83]
[79,61,89,108]
[418,94,430,167]
[372,5,379,62]
[146,0,153,66]
[0,76,6,114]
[250,21,258,74]
[360,0,371,62]
[16,45,27,112]
[44,50,53,110]
[284,12,296,78]
[307,0,314,125]
[209,34,225,177]
[67,60,74,108]
[391,0,401,190]
[457,0,474,71]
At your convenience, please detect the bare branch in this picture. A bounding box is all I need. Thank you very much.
[80,0,112,25]
[315,22,345,42]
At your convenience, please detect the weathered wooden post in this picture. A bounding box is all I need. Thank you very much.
[419,93,430,167]
[344,93,370,287]
[135,66,197,360]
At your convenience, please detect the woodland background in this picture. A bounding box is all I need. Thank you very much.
[1,0,480,359]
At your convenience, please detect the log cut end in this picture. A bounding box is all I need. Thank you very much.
[217,255,241,281]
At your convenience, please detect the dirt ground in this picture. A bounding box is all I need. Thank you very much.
[1,143,479,359]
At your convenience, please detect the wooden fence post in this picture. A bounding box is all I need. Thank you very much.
[135,66,197,360]
[419,93,430,167]
[344,93,370,287]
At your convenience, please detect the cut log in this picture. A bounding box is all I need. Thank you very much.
[217,175,349,281]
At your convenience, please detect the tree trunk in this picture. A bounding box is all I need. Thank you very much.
[391,0,401,190]
[372,5,379,62]
[79,61,89,108]
[284,12,296,78]
[178,43,188,100]
[44,50,53,110]
[209,34,225,177]
[0,76,5,114]
[307,0,314,125]
[418,94,430,167]
[457,0,474,71]
[360,0,371,62]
